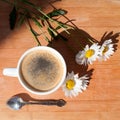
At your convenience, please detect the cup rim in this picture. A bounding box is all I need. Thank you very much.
[17,46,67,95]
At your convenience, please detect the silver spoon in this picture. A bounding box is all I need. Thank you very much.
[7,96,66,110]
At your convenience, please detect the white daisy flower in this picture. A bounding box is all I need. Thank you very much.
[75,43,100,65]
[98,39,114,61]
[62,71,89,98]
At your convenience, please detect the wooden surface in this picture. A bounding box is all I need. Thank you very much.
[0,0,120,120]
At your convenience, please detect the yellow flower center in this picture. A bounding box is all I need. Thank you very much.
[66,79,75,90]
[85,49,95,58]
[102,46,108,54]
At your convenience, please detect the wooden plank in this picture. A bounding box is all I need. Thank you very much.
[0,0,120,120]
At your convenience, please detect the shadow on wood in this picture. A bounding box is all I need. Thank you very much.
[48,28,96,76]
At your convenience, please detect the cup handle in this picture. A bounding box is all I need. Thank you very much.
[3,68,18,77]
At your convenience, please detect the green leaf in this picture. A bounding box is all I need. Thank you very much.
[47,9,67,18]
[18,0,35,6]
[47,27,57,38]
[17,13,26,27]
[42,9,67,20]
[9,6,17,30]
[32,17,42,28]
[18,0,41,10]
[45,36,51,43]
[55,22,71,34]
[30,28,40,36]
[58,22,68,28]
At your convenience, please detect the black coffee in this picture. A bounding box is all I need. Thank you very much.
[20,50,64,91]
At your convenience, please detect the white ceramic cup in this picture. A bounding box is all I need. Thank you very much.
[3,46,67,95]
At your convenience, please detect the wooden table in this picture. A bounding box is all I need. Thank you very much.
[0,0,120,120]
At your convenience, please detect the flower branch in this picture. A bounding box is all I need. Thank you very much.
[2,0,73,45]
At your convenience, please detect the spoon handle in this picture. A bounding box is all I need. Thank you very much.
[26,99,66,107]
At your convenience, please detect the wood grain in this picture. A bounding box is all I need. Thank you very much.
[0,0,120,120]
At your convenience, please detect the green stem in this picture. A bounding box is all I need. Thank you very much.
[49,3,76,27]
[79,43,84,49]
[26,18,41,46]
[31,17,51,43]
[87,38,94,44]
[77,30,97,44]
[37,9,70,34]
[45,20,58,36]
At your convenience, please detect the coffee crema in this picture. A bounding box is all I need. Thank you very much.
[20,50,64,91]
